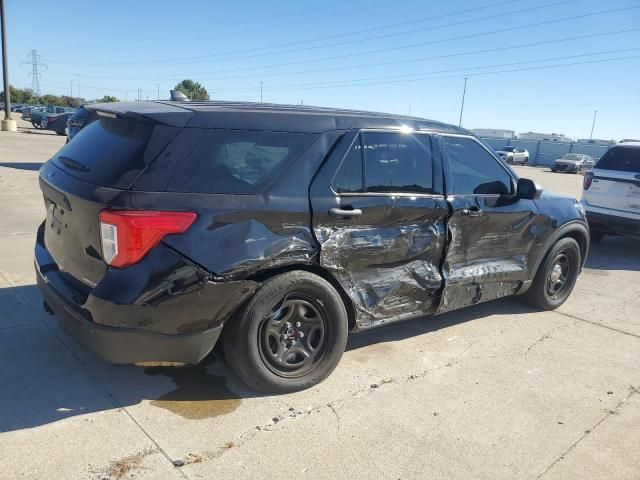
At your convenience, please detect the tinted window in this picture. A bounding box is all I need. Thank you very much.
[52,116,153,189]
[169,130,317,194]
[444,137,513,195]
[596,147,640,173]
[362,132,434,193]
[333,138,363,193]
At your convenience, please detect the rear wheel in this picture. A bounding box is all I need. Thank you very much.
[223,271,349,392]
[525,238,581,310]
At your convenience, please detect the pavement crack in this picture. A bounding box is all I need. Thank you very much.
[555,310,640,340]
[537,385,639,479]
[524,321,577,357]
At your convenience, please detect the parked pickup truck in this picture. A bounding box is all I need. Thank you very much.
[31,106,75,129]
[496,146,529,165]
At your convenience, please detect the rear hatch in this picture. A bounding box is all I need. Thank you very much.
[585,145,640,215]
[39,105,189,288]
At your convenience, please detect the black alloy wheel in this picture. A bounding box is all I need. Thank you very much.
[525,237,581,310]
[259,295,328,378]
[545,252,571,302]
[223,270,348,392]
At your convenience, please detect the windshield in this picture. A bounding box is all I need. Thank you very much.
[502,146,516,152]
[562,154,582,160]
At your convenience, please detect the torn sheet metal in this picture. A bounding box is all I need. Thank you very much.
[315,208,447,329]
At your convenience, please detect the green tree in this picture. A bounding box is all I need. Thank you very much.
[174,79,209,100]
[0,85,37,104]
[100,95,119,103]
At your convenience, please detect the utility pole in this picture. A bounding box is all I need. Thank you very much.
[589,110,598,141]
[70,80,73,98]
[1,0,16,131]
[76,74,80,100]
[156,83,159,100]
[408,105,412,116]
[21,49,46,97]
[260,81,263,103]
[458,77,468,127]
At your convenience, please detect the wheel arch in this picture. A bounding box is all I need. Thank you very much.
[521,220,589,294]
[241,263,358,332]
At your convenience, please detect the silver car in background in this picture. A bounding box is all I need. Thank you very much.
[551,154,595,174]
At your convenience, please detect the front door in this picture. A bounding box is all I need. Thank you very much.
[310,129,449,329]
[438,135,541,313]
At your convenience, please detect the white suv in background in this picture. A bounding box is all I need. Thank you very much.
[581,142,640,242]
[495,146,529,165]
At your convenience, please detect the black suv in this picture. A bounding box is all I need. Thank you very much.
[36,101,589,392]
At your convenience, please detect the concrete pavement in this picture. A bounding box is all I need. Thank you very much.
[0,124,638,479]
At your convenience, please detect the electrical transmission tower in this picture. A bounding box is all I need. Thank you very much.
[21,49,46,96]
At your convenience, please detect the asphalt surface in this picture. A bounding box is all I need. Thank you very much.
[1,120,638,480]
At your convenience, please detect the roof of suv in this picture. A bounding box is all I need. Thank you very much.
[88,100,469,135]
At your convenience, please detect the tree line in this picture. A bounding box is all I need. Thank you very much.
[1,79,209,107]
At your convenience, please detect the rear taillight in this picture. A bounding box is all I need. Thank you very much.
[99,210,196,268]
[583,171,594,190]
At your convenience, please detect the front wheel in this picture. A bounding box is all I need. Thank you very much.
[223,271,349,393]
[525,238,581,310]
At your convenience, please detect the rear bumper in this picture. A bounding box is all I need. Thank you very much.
[37,266,223,364]
[585,210,640,237]
[34,221,259,364]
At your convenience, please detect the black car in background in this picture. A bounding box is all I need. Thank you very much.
[41,112,73,135]
[65,106,94,141]
[35,101,589,392]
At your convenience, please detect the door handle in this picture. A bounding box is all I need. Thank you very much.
[329,207,363,218]
[462,207,483,217]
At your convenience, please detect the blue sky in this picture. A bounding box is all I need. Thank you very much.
[4,0,640,140]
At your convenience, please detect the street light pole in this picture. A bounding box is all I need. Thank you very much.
[1,0,16,131]
[156,83,160,100]
[589,110,598,141]
[458,77,468,128]
[260,81,263,103]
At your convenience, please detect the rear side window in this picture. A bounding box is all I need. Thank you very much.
[168,130,317,194]
[596,147,639,173]
[51,116,154,189]
[333,132,436,194]
[444,137,513,195]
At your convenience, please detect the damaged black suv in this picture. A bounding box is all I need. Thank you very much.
[36,101,589,392]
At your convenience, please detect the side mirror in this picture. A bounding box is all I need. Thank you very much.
[517,177,543,200]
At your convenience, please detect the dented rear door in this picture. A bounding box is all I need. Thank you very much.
[310,130,448,329]
[438,135,540,313]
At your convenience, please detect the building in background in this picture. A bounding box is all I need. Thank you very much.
[517,132,572,142]
[470,128,515,139]
[576,138,616,146]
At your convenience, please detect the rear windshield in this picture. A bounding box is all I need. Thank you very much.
[596,147,640,173]
[51,116,154,189]
[168,129,317,194]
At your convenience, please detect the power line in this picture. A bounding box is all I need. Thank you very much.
[94,0,408,51]
[207,48,640,92]
[47,51,638,97]
[65,28,640,82]
[44,0,631,69]
[130,0,533,63]
[21,49,46,96]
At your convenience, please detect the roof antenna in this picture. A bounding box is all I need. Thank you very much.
[170,89,190,102]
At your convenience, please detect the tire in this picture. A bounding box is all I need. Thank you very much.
[223,271,349,393]
[525,237,581,310]
[590,230,605,243]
